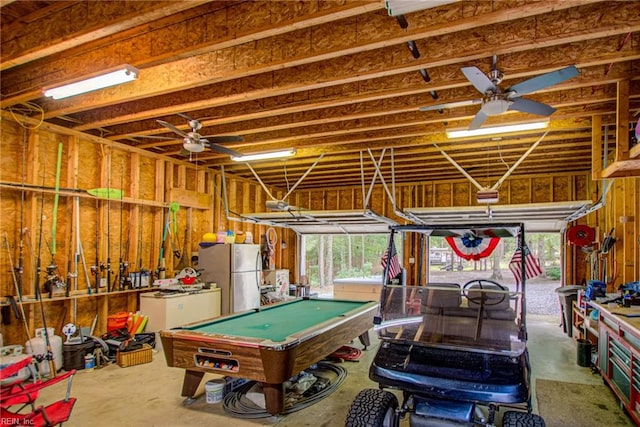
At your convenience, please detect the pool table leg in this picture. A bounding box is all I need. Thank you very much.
[181,369,205,402]
[263,382,285,415]
[358,330,370,350]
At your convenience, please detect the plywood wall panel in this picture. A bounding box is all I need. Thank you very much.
[509,179,530,204]
[452,182,471,206]
[309,190,325,210]
[532,176,552,203]
[553,176,570,201]
[575,174,590,201]
[337,189,354,210]
[434,183,452,207]
[369,187,386,214]
[76,139,101,190]
[325,189,337,209]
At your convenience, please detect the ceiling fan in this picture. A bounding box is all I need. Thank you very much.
[156,113,243,156]
[420,56,579,130]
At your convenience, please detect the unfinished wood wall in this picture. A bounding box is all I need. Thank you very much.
[0,116,288,346]
[583,177,639,291]
[1,115,637,347]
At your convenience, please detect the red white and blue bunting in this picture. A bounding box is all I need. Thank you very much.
[445,234,500,261]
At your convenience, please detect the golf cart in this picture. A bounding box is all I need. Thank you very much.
[345,223,545,427]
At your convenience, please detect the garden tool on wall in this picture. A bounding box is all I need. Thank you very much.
[167,203,182,264]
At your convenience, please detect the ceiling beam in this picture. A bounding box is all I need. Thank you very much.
[0,1,210,71]
[30,2,638,120]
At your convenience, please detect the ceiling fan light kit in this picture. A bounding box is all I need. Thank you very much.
[183,139,205,153]
[231,149,296,162]
[44,65,138,99]
[446,120,549,139]
[481,98,512,116]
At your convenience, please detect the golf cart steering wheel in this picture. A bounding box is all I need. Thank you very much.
[462,279,508,306]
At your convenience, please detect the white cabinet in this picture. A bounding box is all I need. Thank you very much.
[139,288,221,332]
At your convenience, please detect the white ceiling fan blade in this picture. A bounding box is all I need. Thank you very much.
[461,66,497,94]
[468,110,489,130]
[419,99,481,112]
[157,120,189,138]
[508,97,556,116]
[507,65,579,97]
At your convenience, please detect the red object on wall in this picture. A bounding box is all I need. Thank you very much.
[567,225,595,247]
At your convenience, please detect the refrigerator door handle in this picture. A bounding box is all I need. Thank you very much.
[255,251,261,291]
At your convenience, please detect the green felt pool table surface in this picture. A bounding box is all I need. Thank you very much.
[182,298,370,342]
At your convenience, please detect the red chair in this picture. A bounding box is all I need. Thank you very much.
[1,356,77,426]
[1,355,40,410]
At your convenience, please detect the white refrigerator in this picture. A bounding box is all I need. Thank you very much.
[198,243,262,315]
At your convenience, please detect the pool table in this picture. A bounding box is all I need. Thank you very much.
[160,297,378,415]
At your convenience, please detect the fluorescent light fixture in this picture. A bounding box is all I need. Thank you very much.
[44,65,139,99]
[385,0,459,17]
[446,120,549,139]
[231,149,296,162]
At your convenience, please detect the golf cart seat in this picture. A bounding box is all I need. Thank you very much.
[421,283,462,315]
[466,284,517,321]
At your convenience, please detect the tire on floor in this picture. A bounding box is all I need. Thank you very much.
[345,388,398,427]
[502,410,546,427]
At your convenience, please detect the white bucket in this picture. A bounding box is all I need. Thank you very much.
[205,379,225,404]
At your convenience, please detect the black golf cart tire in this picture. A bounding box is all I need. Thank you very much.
[502,411,546,427]
[345,388,398,427]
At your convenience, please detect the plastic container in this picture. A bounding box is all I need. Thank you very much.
[84,353,95,371]
[25,327,63,376]
[63,340,96,371]
[577,338,592,367]
[205,379,225,404]
[0,353,31,386]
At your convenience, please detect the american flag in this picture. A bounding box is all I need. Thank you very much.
[509,243,542,285]
[381,239,402,282]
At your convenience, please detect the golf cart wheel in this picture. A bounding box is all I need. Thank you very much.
[345,388,398,427]
[502,411,545,427]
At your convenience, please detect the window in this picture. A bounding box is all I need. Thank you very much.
[301,234,401,292]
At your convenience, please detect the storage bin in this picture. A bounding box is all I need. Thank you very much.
[63,340,95,371]
[116,344,152,368]
[107,312,129,331]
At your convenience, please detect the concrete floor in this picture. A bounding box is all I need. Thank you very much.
[29,314,627,426]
